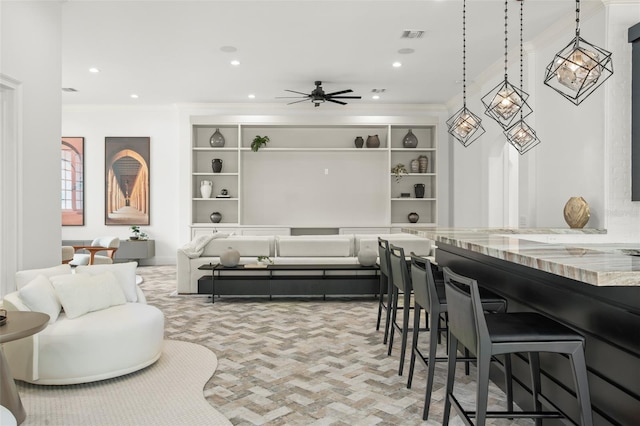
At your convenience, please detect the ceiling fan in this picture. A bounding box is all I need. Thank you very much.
[278,81,361,107]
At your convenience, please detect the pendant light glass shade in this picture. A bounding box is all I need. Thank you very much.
[544,36,613,105]
[446,0,484,147]
[505,120,540,155]
[447,106,485,147]
[543,0,612,105]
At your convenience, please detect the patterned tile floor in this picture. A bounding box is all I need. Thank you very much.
[139,265,533,426]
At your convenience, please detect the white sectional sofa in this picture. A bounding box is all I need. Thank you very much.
[177,233,433,294]
[2,263,164,385]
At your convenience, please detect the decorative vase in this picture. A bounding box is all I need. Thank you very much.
[563,197,590,229]
[210,212,222,223]
[403,129,418,148]
[220,247,240,267]
[410,159,419,173]
[408,212,419,223]
[418,155,429,173]
[357,248,378,266]
[414,183,425,199]
[200,180,212,198]
[354,136,364,148]
[212,159,223,173]
[366,135,380,148]
[209,128,225,147]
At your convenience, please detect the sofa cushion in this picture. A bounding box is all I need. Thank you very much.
[19,275,61,324]
[50,272,127,319]
[201,236,272,257]
[277,235,353,257]
[76,262,138,302]
[15,264,72,290]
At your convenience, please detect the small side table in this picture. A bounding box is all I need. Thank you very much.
[0,311,49,425]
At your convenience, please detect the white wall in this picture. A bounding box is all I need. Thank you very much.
[61,106,180,265]
[1,1,62,294]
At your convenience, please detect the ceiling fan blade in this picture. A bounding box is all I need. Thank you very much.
[327,99,347,105]
[287,99,311,105]
[276,96,308,99]
[325,89,353,96]
[328,96,362,99]
[285,90,310,96]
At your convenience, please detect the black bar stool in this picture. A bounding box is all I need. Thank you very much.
[442,267,593,426]
[387,243,415,375]
[407,255,510,421]
[376,237,392,344]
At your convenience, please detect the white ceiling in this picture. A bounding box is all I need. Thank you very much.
[60,0,599,107]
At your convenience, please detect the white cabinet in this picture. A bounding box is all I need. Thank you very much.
[189,121,437,233]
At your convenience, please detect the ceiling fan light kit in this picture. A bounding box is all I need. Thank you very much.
[544,0,613,105]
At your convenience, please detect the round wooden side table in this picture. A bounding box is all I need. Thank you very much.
[0,311,49,425]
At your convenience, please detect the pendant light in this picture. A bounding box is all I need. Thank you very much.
[505,0,540,154]
[446,0,485,147]
[481,0,531,130]
[543,0,613,105]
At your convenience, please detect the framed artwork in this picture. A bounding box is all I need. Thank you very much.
[61,137,84,226]
[104,137,150,225]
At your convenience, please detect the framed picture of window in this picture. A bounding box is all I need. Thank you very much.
[104,136,150,225]
[61,137,84,226]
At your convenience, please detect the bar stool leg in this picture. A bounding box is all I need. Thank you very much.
[570,344,593,426]
[398,289,411,375]
[527,352,542,426]
[383,278,392,344]
[504,354,514,414]
[407,305,421,389]
[388,286,399,356]
[422,309,440,420]
[442,334,459,426]
[475,347,492,426]
[376,275,385,331]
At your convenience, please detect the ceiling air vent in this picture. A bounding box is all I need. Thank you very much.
[62,87,78,92]
[401,30,425,39]
[371,89,386,93]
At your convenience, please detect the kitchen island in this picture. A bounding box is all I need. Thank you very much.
[405,228,639,426]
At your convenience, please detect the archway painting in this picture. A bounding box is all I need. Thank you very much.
[105,137,150,225]
[61,137,84,226]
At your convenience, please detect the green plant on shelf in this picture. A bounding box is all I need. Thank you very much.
[391,163,408,183]
[257,256,274,265]
[251,135,270,152]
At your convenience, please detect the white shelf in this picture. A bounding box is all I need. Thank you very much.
[192,222,240,227]
[193,198,239,201]
[390,173,436,177]
[392,222,437,227]
[193,172,238,176]
[239,147,387,152]
[192,147,238,151]
[390,148,436,152]
[391,198,437,201]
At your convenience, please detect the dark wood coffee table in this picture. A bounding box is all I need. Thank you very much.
[198,263,379,303]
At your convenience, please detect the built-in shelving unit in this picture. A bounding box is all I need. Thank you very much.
[190,121,437,237]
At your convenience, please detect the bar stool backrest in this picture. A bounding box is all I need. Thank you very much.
[377,238,390,279]
[389,244,410,293]
[409,254,438,315]
[442,267,491,357]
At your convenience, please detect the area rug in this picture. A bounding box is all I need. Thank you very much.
[18,340,231,426]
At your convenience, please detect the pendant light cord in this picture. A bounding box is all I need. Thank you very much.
[462,0,467,107]
[503,0,508,81]
[519,0,524,120]
[575,0,581,38]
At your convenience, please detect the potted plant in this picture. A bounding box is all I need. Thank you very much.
[391,163,408,183]
[257,256,274,265]
[251,135,270,152]
[130,225,141,240]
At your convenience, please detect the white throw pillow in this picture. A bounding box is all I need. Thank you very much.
[19,274,61,324]
[15,264,72,290]
[75,262,138,302]
[50,272,127,319]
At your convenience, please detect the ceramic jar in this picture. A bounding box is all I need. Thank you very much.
[414,183,425,199]
[410,159,419,173]
[209,128,225,147]
[408,212,419,223]
[200,180,212,198]
[366,135,380,148]
[354,136,364,148]
[212,159,223,173]
[210,212,222,223]
[418,155,429,173]
[403,129,418,148]
[357,248,378,266]
[220,247,240,267]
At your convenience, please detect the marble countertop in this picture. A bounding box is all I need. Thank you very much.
[403,228,640,287]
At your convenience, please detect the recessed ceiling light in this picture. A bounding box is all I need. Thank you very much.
[372,95,380,100]
[89,67,100,73]
[248,94,255,99]
[220,46,237,53]
[398,48,415,54]
[230,60,240,66]
[392,62,402,68]
[130,94,139,99]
